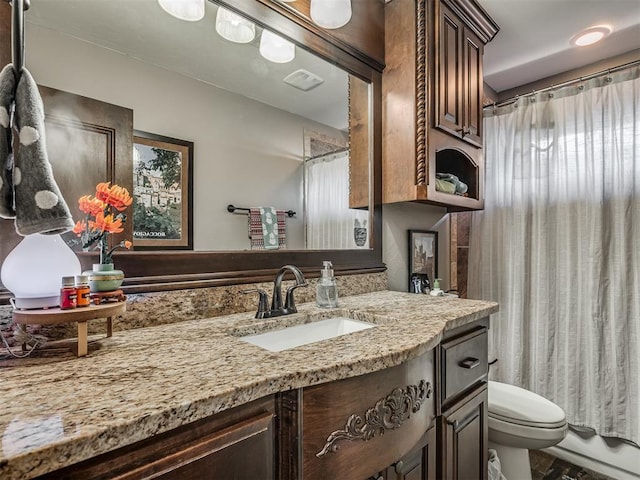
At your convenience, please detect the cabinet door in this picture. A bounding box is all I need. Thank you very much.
[436,3,464,137]
[130,412,275,480]
[386,427,437,480]
[440,385,488,480]
[38,399,275,480]
[462,27,483,147]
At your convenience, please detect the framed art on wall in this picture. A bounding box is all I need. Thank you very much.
[132,131,193,249]
[408,230,438,293]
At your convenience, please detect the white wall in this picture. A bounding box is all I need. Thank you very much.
[26,24,346,251]
[383,203,449,292]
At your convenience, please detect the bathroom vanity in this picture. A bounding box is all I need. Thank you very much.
[0,292,497,480]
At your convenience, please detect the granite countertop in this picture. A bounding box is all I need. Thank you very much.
[0,290,498,479]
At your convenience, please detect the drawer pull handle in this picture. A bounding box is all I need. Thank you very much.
[459,357,480,369]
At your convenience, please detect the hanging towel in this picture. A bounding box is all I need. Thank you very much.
[248,207,286,250]
[0,64,16,218]
[12,67,74,235]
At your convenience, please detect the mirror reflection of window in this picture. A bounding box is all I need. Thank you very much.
[304,149,368,249]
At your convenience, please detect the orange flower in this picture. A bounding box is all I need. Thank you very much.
[123,240,132,249]
[78,195,105,216]
[91,212,124,234]
[72,220,86,235]
[96,182,132,212]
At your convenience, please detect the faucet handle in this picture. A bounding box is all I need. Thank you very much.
[284,282,308,313]
[241,288,269,319]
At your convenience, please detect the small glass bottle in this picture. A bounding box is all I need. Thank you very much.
[316,260,338,308]
[60,276,77,310]
[75,275,91,308]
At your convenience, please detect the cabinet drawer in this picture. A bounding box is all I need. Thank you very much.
[441,327,487,405]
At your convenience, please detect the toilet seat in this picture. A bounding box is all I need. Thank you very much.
[488,381,566,427]
[488,381,567,450]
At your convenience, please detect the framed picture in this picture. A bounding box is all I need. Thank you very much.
[132,131,193,249]
[408,230,438,293]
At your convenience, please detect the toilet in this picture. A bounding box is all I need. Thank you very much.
[488,381,568,480]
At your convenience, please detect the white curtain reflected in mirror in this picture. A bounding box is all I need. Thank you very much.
[305,150,368,249]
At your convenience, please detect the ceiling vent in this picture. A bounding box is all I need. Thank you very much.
[283,69,325,91]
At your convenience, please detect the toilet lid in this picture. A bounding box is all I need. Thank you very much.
[488,381,567,428]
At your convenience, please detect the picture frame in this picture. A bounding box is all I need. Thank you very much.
[408,230,438,293]
[132,131,194,249]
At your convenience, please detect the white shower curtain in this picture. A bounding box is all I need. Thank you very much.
[305,151,368,249]
[469,66,640,444]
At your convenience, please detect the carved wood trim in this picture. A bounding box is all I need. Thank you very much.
[315,380,433,457]
[415,0,427,186]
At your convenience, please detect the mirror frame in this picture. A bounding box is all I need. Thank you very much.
[0,0,384,301]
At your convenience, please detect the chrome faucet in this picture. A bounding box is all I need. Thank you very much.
[242,265,308,319]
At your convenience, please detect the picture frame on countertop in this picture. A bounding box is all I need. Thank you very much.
[408,230,438,293]
[132,131,193,250]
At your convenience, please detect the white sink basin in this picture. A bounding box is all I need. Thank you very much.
[239,317,375,352]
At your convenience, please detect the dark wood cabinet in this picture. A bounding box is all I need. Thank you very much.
[440,385,488,480]
[382,0,498,210]
[435,3,484,148]
[436,320,490,480]
[385,427,437,480]
[37,397,276,480]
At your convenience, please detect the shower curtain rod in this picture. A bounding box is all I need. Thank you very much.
[489,58,640,109]
[3,0,30,73]
[305,147,349,162]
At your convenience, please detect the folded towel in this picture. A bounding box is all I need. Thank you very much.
[435,178,456,194]
[0,64,16,218]
[13,67,74,235]
[436,172,468,194]
[248,207,286,250]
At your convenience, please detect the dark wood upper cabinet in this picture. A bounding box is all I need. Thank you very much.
[383,0,498,211]
[435,2,484,148]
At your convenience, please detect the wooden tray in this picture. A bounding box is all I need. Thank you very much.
[13,302,126,357]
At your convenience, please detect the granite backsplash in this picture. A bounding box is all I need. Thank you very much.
[0,272,388,342]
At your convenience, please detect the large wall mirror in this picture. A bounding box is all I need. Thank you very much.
[0,0,383,295]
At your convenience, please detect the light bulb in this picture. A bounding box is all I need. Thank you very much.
[310,0,352,29]
[215,7,256,43]
[570,26,611,47]
[158,0,205,22]
[1,234,81,309]
[259,30,295,64]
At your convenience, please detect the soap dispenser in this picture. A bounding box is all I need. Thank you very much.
[430,278,444,296]
[317,261,338,308]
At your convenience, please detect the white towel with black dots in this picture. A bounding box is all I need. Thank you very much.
[0,64,16,218]
[12,66,74,235]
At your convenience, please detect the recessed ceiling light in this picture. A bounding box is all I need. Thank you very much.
[570,25,612,47]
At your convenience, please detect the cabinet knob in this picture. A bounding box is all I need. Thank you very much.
[395,460,404,473]
[448,419,459,429]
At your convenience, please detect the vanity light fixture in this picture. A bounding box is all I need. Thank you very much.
[570,25,612,47]
[310,0,352,30]
[158,0,205,22]
[260,30,296,63]
[215,6,256,43]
